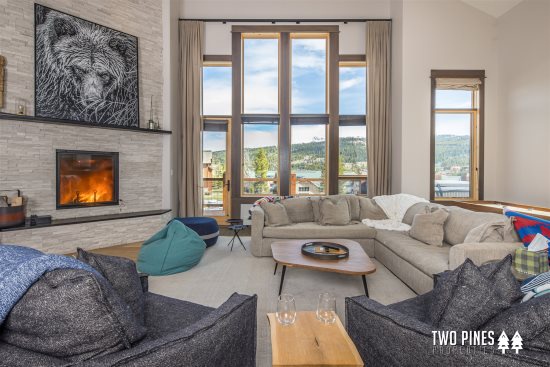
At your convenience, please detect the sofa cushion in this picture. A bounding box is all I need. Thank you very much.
[319,197,351,226]
[482,293,550,352]
[375,230,451,276]
[409,208,449,247]
[142,293,213,341]
[359,197,387,220]
[0,269,146,362]
[263,222,376,239]
[444,207,506,245]
[403,202,442,225]
[260,202,292,227]
[428,259,511,330]
[77,248,145,325]
[281,197,314,223]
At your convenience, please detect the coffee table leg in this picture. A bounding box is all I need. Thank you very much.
[278,265,287,296]
[362,275,369,297]
[273,262,278,275]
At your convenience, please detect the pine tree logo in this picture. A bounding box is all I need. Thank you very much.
[498,331,510,354]
[511,331,523,354]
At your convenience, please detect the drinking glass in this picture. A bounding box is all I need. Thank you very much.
[316,292,336,324]
[276,294,296,326]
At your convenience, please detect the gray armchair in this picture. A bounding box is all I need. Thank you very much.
[0,275,257,367]
[345,294,550,367]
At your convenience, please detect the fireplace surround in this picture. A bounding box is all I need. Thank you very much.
[56,150,119,209]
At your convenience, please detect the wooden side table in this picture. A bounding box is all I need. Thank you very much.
[267,311,364,367]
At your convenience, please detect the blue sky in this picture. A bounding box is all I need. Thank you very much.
[202,66,232,115]
[435,90,474,136]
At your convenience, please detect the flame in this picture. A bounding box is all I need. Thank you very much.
[59,156,115,205]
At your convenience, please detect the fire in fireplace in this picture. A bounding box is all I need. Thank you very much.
[56,150,119,208]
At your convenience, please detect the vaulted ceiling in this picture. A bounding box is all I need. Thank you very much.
[461,0,524,18]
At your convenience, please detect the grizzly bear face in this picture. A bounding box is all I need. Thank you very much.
[35,5,138,126]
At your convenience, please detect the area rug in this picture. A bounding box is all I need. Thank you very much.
[148,236,416,367]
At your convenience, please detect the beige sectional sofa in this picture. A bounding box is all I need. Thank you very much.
[250,195,522,294]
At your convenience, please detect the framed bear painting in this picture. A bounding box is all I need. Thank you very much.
[34,4,139,127]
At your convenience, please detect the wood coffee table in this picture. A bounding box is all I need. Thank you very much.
[267,311,363,367]
[271,239,376,296]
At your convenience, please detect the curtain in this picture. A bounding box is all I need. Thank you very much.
[176,21,204,216]
[436,78,482,90]
[366,21,392,198]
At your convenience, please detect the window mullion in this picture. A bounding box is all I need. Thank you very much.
[279,32,291,196]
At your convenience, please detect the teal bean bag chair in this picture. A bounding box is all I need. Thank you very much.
[137,220,206,275]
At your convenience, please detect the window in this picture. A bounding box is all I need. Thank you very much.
[291,124,327,195]
[242,123,279,195]
[431,71,484,200]
[243,37,279,113]
[202,65,232,116]
[202,120,229,217]
[338,61,367,195]
[291,36,327,114]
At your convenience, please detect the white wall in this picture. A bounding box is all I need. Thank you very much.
[496,0,550,207]
[398,0,499,199]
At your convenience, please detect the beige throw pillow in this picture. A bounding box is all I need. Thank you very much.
[282,197,314,223]
[358,197,387,220]
[409,208,449,246]
[260,202,292,227]
[319,198,351,226]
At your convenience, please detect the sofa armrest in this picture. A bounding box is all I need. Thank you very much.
[449,241,522,270]
[250,206,265,256]
[84,293,257,367]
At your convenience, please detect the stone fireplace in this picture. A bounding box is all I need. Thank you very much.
[56,150,119,209]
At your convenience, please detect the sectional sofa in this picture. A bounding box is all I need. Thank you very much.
[250,195,522,294]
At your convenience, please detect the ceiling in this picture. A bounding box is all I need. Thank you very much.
[461,0,524,18]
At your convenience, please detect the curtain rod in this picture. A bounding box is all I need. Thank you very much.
[178,18,391,24]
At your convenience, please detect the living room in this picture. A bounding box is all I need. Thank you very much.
[0,0,549,366]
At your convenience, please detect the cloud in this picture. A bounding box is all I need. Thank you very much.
[291,125,326,145]
[243,125,279,149]
[340,77,364,91]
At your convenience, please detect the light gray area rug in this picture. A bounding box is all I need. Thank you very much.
[148,236,416,367]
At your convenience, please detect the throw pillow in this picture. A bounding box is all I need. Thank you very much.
[409,208,449,246]
[428,259,511,330]
[77,248,145,325]
[309,197,322,222]
[344,195,361,222]
[281,197,314,223]
[260,202,292,227]
[482,293,550,352]
[319,198,351,226]
[479,255,523,304]
[0,269,146,362]
[358,197,387,220]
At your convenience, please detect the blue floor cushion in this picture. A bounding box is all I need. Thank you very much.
[174,217,219,247]
[137,220,206,276]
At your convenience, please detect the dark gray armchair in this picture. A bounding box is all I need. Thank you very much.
[0,275,257,367]
[345,294,550,367]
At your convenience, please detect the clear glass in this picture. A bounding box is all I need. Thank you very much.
[202,131,227,216]
[339,126,368,176]
[339,178,367,195]
[202,66,232,115]
[276,294,297,326]
[434,113,472,198]
[316,293,336,324]
[291,38,326,113]
[339,66,367,115]
[242,124,279,195]
[243,38,279,113]
[435,89,473,109]
[290,124,326,195]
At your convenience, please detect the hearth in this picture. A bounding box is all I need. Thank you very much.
[56,150,119,209]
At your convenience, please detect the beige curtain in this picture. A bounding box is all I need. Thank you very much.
[366,21,392,198]
[176,21,204,216]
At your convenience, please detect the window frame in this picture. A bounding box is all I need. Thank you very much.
[430,70,485,201]
[337,60,368,195]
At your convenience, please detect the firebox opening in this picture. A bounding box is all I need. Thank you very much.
[56,150,119,209]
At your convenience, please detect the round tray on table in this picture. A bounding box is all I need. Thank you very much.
[301,242,349,260]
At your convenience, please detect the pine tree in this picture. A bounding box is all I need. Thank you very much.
[498,331,510,354]
[253,148,269,193]
[511,331,523,354]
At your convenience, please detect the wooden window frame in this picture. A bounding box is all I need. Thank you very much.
[430,70,485,202]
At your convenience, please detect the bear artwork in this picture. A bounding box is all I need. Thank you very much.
[35,4,139,127]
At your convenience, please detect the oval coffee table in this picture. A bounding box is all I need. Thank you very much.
[271,239,376,297]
